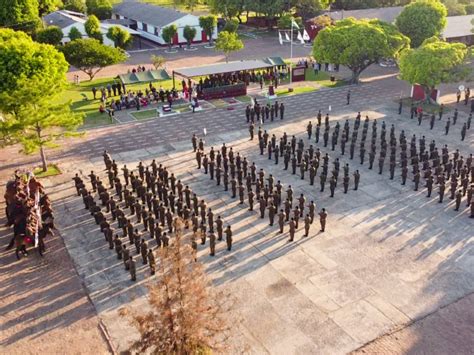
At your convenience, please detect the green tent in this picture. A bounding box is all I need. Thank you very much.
[118,69,170,85]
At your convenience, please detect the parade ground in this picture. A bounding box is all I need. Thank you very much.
[1,67,473,354]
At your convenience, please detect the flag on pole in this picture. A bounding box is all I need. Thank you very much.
[328,105,332,112]
[278,31,283,45]
[291,20,300,30]
[285,32,290,42]
[297,31,304,44]
[203,127,207,136]
[303,29,310,41]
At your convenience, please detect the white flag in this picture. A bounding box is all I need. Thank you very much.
[203,127,207,136]
[328,105,332,112]
[285,32,290,42]
[291,20,299,29]
[297,31,304,44]
[278,31,283,45]
[303,29,310,41]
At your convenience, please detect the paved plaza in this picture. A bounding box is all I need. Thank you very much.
[1,71,473,353]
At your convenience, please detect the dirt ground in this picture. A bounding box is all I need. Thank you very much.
[0,175,111,355]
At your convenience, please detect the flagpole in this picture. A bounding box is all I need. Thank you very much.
[290,20,293,84]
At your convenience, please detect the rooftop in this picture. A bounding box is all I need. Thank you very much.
[112,2,188,28]
[443,14,474,39]
[43,10,86,29]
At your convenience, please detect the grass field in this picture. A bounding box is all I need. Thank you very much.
[34,164,62,178]
[62,77,174,127]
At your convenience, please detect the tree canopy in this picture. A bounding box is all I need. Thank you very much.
[36,26,64,46]
[85,14,103,42]
[313,18,410,84]
[150,54,166,69]
[86,0,112,19]
[215,31,244,62]
[295,0,329,20]
[61,38,126,80]
[396,0,447,48]
[277,13,303,29]
[68,26,82,40]
[399,37,471,101]
[223,18,239,33]
[0,28,82,172]
[63,0,86,13]
[162,25,178,50]
[183,25,197,48]
[199,15,217,45]
[0,0,40,33]
[106,26,131,49]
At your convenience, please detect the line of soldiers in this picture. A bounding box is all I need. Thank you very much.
[312,111,474,216]
[255,121,361,197]
[73,150,234,281]
[245,100,285,124]
[407,103,472,141]
[193,139,328,241]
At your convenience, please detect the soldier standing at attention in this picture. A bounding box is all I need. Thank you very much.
[148,249,156,275]
[225,225,233,251]
[129,256,136,281]
[288,218,296,242]
[455,190,462,211]
[209,232,216,256]
[439,180,446,203]
[114,234,122,259]
[140,238,148,264]
[123,244,130,270]
[278,209,286,233]
[249,123,255,140]
[280,102,285,120]
[307,121,313,139]
[216,216,224,241]
[304,214,311,237]
[319,208,327,232]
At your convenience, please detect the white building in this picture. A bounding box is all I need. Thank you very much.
[43,10,138,46]
[112,2,217,46]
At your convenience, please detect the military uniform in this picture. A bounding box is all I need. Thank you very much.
[225,226,233,251]
[129,257,136,281]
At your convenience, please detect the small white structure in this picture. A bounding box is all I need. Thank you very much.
[43,10,139,46]
[112,2,217,46]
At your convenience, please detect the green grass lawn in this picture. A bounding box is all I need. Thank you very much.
[34,164,61,178]
[63,77,174,127]
[276,87,317,97]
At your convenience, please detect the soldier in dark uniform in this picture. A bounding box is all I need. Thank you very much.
[319,208,327,232]
[278,210,286,233]
[315,124,320,143]
[123,244,130,270]
[129,256,136,281]
[414,171,420,191]
[140,238,148,264]
[445,117,450,135]
[329,176,336,197]
[225,225,233,251]
[192,134,198,152]
[114,234,122,259]
[439,181,446,203]
[401,166,408,185]
[288,218,296,241]
[238,184,245,204]
[268,203,276,226]
[320,172,326,192]
[307,121,313,139]
[343,175,349,193]
[461,123,467,141]
[209,232,216,256]
[304,214,311,237]
[280,102,285,120]
[398,99,402,114]
[426,176,434,197]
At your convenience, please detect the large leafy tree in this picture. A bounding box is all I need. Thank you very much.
[247,0,285,25]
[0,0,40,33]
[215,30,244,62]
[38,0,63,16]
[295,0,329,20]
[61,38,126,80]
[68,26,82,40]
[0,29,82,172]
[183,25,197,49]
[64,0,86,13]
[162,24,178,51]
[399,37,471,102]
[106,26,131,49]
[396,0,447,48]
[199,15,217,46]
[36,26,64,45]
[86,0,112,19]
[313,18,410,84]
[208,0,246,21]
[85,14,103,42]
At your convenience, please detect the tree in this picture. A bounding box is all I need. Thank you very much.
[38,0,62,16]
[0,29,83,172]
[399,37,470,103]
[295,0,329,20]
[396,0,447,48]
[246,0,285,26]
[442,0,466,15]
[313,18,410,84]
[161,24,178,51]
[61,38,126,80]
[120,219,229,354]
[86,0,112,19]
[215,30,243,62]
[0,0,40,33]
[199,15,217,46]
[106,26,131,49]
[223,18,239,33]
[183,25,197,49]
[63,0,86,13]
[36,26,64,45]
[150,54,166,69]
[85,14,103,42]
[277,13,303,29]
[209,0,246,21]
[68,26,82,40]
